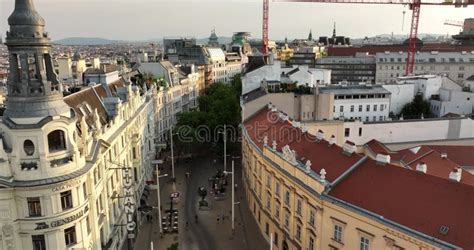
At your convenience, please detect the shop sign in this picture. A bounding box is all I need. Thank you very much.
[124,168,136,238]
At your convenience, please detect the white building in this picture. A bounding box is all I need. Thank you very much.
[137,62,200,142]
[206,48,226,84]
[321,85,391,122]
[0,2,157,250]
[242,60,331,94]
[375,51,474,84]
[83,66,121,86]
[225,52,243,82]
[137,61,180,87]
[430,88,474,117]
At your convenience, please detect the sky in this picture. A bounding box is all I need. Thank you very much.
[0,0,472,41]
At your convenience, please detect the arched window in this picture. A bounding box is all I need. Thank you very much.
[23,140,35,156]
[48,130,66,152]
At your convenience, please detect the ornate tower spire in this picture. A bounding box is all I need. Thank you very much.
[308,29,313,41]
[332,22,337,39]
[4,0,70,123]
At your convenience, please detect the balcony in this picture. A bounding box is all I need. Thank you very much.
[21,161,38,171]
[50,155,74,167]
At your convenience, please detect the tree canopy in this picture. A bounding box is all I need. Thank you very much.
[400,94,433,119]
[174,79,242,152]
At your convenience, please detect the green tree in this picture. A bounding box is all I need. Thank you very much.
[175,79,242,154]
[400,94,433,119]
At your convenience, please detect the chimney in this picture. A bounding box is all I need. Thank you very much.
[449,168,462,182]
[292,121,301,128]
[316,130,324,141]
[301,126,308,133]
[415,161,427,173]
[329,135,336,146]
[441,153,448,159]
[376,154,391,165]
[342,140,356,155]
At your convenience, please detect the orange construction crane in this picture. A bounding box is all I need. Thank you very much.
[263,0,270,55]
[270,0,474,75]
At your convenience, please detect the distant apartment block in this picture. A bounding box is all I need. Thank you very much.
[315,53,376,85]
[375,51,474,84]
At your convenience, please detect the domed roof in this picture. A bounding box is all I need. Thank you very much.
[8,0,45,27]
[73,50,83,61]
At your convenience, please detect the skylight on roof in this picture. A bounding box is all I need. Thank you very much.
[439,225,449,235]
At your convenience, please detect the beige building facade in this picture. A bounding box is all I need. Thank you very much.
[242,105,472,250]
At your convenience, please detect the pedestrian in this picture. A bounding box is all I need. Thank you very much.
[195,215,198,223]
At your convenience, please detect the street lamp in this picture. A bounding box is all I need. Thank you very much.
[218,124,228,172]
[223,156,241,232]
[152,159,168,235]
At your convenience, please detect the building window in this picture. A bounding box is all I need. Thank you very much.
[28,197,42,217]
[284,213,290,229]
[309,237,315,250]
[358,127,362,137]
[274,233,279,247]
[344,128,350,137]
[86,216,91,235]
[339,106,344,112]
[275,204,280,220]
[458,73,464,79]
[373,105,377,111]
[47,130,66,152]
[309,209,315,226]
[360,237,370,250]
[296,224,301,240]
[64,226,77,247]
[24,140,35,156]
[358,105,362,112]
[380,104,384,111]
[83,182,87,200]
[60,190,73,210]
[296,199,302,215]
[366,105,370,112]
[334,224,343,242]
[266,174,271,188]
[265,223,269,235]
[32,235,46,250]
[350,105,354,112]
[275,182,280,197]
[284,190,290,206]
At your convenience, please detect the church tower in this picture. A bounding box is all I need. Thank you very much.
[4,0,71,123]
[0,0,82,182]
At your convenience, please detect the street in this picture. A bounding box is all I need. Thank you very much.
[133,149,268,250]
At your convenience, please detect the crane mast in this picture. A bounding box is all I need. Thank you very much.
[263,0,269,55]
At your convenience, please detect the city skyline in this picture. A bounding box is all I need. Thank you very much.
[0,0,473,41]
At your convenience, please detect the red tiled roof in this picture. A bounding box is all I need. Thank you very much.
[428,145,474,167]
[329,160,474,249]
[365,139,431,163]
[244,107,362,182]
[365,140,474,185]
[406,151,474,186]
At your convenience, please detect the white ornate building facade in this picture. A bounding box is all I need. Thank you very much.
[0,1,156,249]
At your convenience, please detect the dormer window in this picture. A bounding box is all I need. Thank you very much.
[48,130,66,152]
